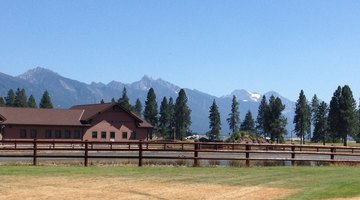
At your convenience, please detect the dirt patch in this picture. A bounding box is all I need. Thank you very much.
[0,175,293,200]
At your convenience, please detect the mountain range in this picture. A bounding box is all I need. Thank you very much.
[0,67,295,134]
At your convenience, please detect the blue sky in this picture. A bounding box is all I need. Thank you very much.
[1,1,360,102]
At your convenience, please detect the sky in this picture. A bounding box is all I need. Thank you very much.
[1,0,360,102]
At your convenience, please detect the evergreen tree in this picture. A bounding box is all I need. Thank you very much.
[0,96,5,107]
[338,85,358,146]
[100,99,105,104]
[256,96,268,136]
[167,97,175,139]
[226,95,240,134]
[134,98,143,116]
[293,90,311,144]
[208,99,221,141]
[328,86,342,142]
[14,88,28,107]
[174,89,191,140]
[39,90,53,108]
[312,101,328,145]
[111,98,116,103]
[241,110,255,132]
[267,96,287,143]
[27,95,37,108]
[144,88,158,129]
[5,89,15,107]
[158,97,171,138]
[118,87,132,111]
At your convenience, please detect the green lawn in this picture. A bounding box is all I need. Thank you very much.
[1,165,360,200]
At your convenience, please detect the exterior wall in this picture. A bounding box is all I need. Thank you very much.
[1,125,84,140]
[84,107,149,141]
[83,120,135,141]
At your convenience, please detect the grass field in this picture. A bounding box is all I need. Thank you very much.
[0,165,360,200]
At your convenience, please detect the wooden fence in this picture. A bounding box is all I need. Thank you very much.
[1,140,360,167]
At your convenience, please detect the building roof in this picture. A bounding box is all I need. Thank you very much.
[0,107,85,126]
[71,103,153,128]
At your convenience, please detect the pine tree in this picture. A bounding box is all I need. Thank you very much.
[39,90,53,108]
[312,101,328,145]
[167,97,175,139]
[174,89,191,140]
[241,110,255,132]
[267,95,287,143]
[208,99,221,141]
[118,87,132,111]
[134,98,143,116]
[27,95,37,108]
[338,85,358,146]
[0,96,5,107]
[100,99,105,104]
[293,90,311,144]
[14,88,28,107]
[328,86,342,142]
[256,96,268,136]
[5,89,15,107]
[158,97,172,138]
[144,88,158,129]
[111,98,116,103]
[226,95,240,134]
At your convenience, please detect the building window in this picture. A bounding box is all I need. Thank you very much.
[92,131,97,139]
[73,130,81,139]
[30,129,37,139]
[55,130,61,139]
[45,130,52,139]
[20,129,27,138]
[101,131,106,139]
[64,130,71,139]
[110,132,115,139]
[122,132,128,139]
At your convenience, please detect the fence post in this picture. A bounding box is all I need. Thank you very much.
[194,143,199,167]
[138,140,143,167]
[33,139,37,166]
[291,144,295,166]
[330,146,335,162]
[84,140,88,167]
[245,143,250,167]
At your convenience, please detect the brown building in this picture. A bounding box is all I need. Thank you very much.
[0,103,153,141]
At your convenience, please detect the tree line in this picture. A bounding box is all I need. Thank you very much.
[2,85,360,145]
[0,88,53,108]
[293,85,359,146]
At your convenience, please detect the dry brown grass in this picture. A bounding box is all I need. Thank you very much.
[0,175,294,200]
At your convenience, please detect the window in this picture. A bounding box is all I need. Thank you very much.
[110,132,115,139]
[55,130,61,139]
[45,130,52,139]
[64,130,71,139]
[30,129,37,139]
[20,129,27,138]
[92,131,97,139]
[73,130,81,139]
[122,132,128,139]
[101,131,106,139]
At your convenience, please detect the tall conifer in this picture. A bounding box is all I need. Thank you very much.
[27,95,37,108]
[293,90,311,144]
[208,99,221,141]
[174,89,191,140]
[5,89,15,107]
[226,95,240,134]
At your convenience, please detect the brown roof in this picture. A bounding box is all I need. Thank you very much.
[0,107,85,126]
[71,103,153,128]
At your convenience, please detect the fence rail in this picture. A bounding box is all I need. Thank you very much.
[1,139,360,167]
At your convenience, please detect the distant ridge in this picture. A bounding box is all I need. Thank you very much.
[0,67,295,134]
